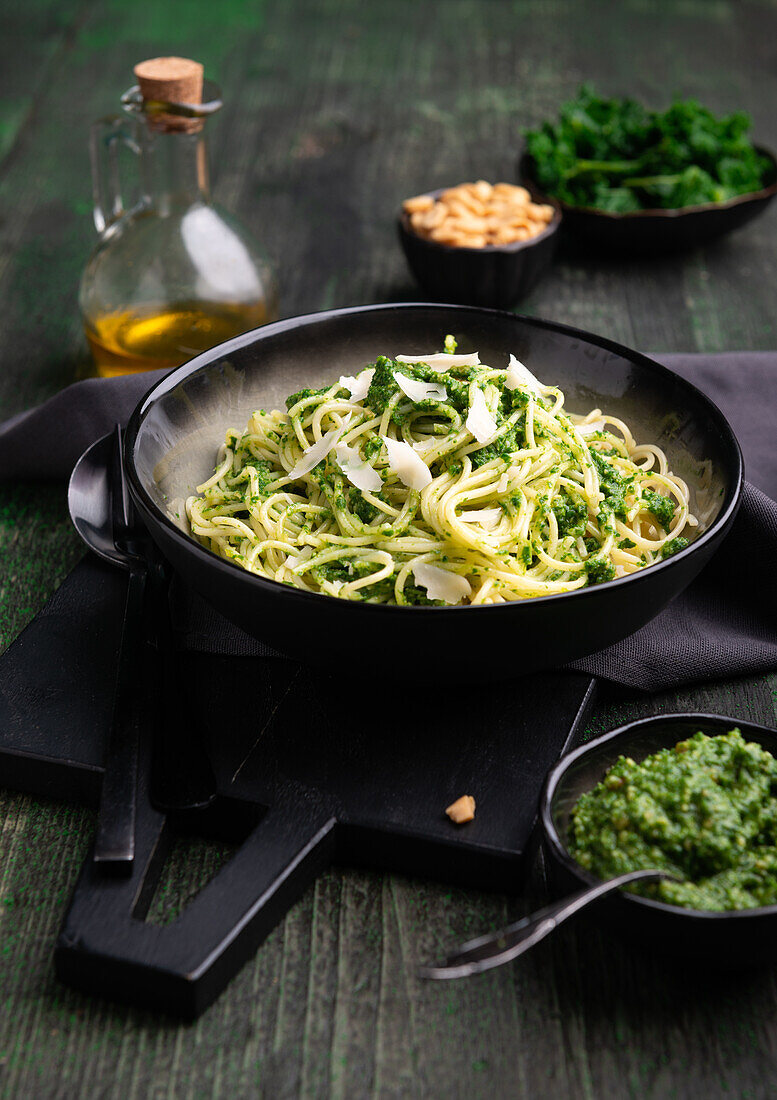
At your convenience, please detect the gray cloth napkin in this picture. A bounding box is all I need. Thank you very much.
[0,370,167,481]
[1,353,775,690]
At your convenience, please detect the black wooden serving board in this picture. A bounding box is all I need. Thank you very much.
[0,555,596,1019]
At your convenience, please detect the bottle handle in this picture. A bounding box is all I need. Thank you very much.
[89,115,139,234]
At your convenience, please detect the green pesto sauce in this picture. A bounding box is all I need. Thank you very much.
[661,535,688,559]
[568,729,777,911]
[366,355,471,419]
[552,489,588,536]
[643,488,677,527]
[590,450,631,519]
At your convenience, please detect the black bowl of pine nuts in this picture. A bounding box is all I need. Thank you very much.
[397,181,562,309]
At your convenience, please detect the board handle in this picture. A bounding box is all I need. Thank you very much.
[55,770,336,1019]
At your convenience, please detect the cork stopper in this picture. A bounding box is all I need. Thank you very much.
[133,56,204,133]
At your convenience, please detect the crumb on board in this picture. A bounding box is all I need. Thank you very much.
[446,795,476,824]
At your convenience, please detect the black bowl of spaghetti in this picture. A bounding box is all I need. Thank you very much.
[125,303,742,680]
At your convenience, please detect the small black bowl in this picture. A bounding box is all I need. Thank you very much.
[541,713,777,965]
[397,188,562,308]
[518,146,777,255]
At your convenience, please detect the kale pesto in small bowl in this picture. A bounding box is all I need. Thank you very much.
[541,714,777,964]
[568,729,777,912]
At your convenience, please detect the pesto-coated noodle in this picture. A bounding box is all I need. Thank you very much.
[186,343,695,606]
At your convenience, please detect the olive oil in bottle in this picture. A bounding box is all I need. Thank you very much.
[84,300,273,376]
[79,57,277,377]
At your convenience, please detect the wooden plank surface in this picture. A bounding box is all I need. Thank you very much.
[2,0,777,1095]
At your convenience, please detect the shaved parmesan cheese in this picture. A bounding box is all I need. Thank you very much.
[394,352,480,370]
[286,545,313,570]
[458,507,503,528]
[393,372,448,404]
[466,388,498,443]
[288,418,351,479]
[334,444,382,492]
[381,435,433,490]
[576,419,606,436]
[497,472,509,493]
[412,562,472,604]
[338,368,375,403]
[505,354,544,394]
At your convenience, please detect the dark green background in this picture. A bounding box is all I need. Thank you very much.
[2,0,777,1096]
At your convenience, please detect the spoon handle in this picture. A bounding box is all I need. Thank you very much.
[148,556,217,811]
[419,868,670,980]
[93,561,146,868]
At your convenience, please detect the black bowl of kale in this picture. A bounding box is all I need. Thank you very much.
[518,86,777,254]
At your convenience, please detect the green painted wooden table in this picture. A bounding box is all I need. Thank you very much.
[2,0,777,1095]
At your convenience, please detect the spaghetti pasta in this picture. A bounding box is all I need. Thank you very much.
[186,342,694,606]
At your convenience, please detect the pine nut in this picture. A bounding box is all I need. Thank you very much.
[403,194,435,214]
[404,180,556,249]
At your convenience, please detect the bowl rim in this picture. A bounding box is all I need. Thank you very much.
[518,144,777,221]
[125,301,744,618]
[398,185,562,253]
[540,712,777,921]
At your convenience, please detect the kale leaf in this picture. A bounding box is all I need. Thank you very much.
[524,85,771,212]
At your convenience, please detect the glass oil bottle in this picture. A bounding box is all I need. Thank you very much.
[79,57,278,376]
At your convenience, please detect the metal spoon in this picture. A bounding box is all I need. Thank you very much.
[419,868,674,979]
[68,427,146,868]
[69,428,216,868]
